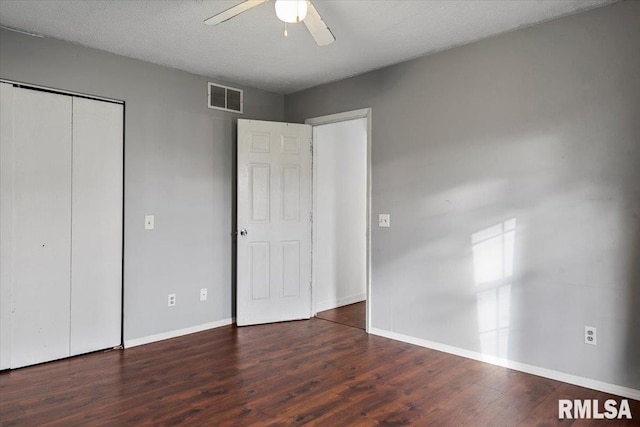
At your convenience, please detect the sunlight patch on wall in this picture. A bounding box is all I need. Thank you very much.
[472,218,516,359]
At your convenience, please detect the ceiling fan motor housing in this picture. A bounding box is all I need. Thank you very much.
[275,0,308,23]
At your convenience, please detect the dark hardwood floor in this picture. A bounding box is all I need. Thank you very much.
[1,318,638,426]
[316,301,366,330]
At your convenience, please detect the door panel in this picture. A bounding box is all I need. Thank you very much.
[0,83,14,370]
[70,97,123,356]
[10,88,73,368]
[237,120,312,326]
[250,241,270,300]
[282,166,300,221]
[282,241,301,297]
[250,163,270,222]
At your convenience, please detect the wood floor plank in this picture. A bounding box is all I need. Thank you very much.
[1,318,637,426]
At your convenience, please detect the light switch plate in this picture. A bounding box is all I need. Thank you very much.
[145,215,154,230]
[200,288,208,301]
[379,214,390,227]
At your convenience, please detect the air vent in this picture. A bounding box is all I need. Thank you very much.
[208,82,243,114]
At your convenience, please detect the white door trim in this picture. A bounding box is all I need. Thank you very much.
[305,108,372,333]
[0,79,124,105]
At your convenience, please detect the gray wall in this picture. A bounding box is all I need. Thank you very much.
[0,28,284,342]
[286,1,640,390]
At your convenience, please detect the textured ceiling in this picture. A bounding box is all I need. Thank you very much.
[0,0,616,94]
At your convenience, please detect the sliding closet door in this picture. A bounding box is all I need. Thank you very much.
[70,98,123,356]
[9,87,73,368]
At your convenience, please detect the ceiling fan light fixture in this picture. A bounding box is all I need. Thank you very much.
[275,0,308,23]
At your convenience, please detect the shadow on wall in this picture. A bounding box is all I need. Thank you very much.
[472,218,516,360]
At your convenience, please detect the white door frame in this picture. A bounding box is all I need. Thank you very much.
[305,108,372,333]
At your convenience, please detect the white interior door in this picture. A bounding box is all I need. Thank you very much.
[0,83,15,370]
[70,97,123,356]
[237,119,312,326]
[5,86,73,369]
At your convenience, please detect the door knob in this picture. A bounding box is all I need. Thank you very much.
[240,229,248,236]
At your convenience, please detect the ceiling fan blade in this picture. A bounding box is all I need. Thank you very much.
[204,0,268,26]
[303,2,335,46]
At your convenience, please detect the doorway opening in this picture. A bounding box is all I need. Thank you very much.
[306,109,371,331]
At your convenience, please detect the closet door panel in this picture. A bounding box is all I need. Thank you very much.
[70,98,123,355]
[10,88,72,368]
[0,83,14,370]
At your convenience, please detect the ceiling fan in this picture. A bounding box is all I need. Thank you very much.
[204,0,335,46]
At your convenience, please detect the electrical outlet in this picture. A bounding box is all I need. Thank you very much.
[200,288,208,301]
[168,294,176,307]
[585,326,597,345]
[378,214,390,227]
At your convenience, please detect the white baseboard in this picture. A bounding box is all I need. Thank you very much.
[124,318,233,349]
[369,327,640,401]
[316,293,366,313]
